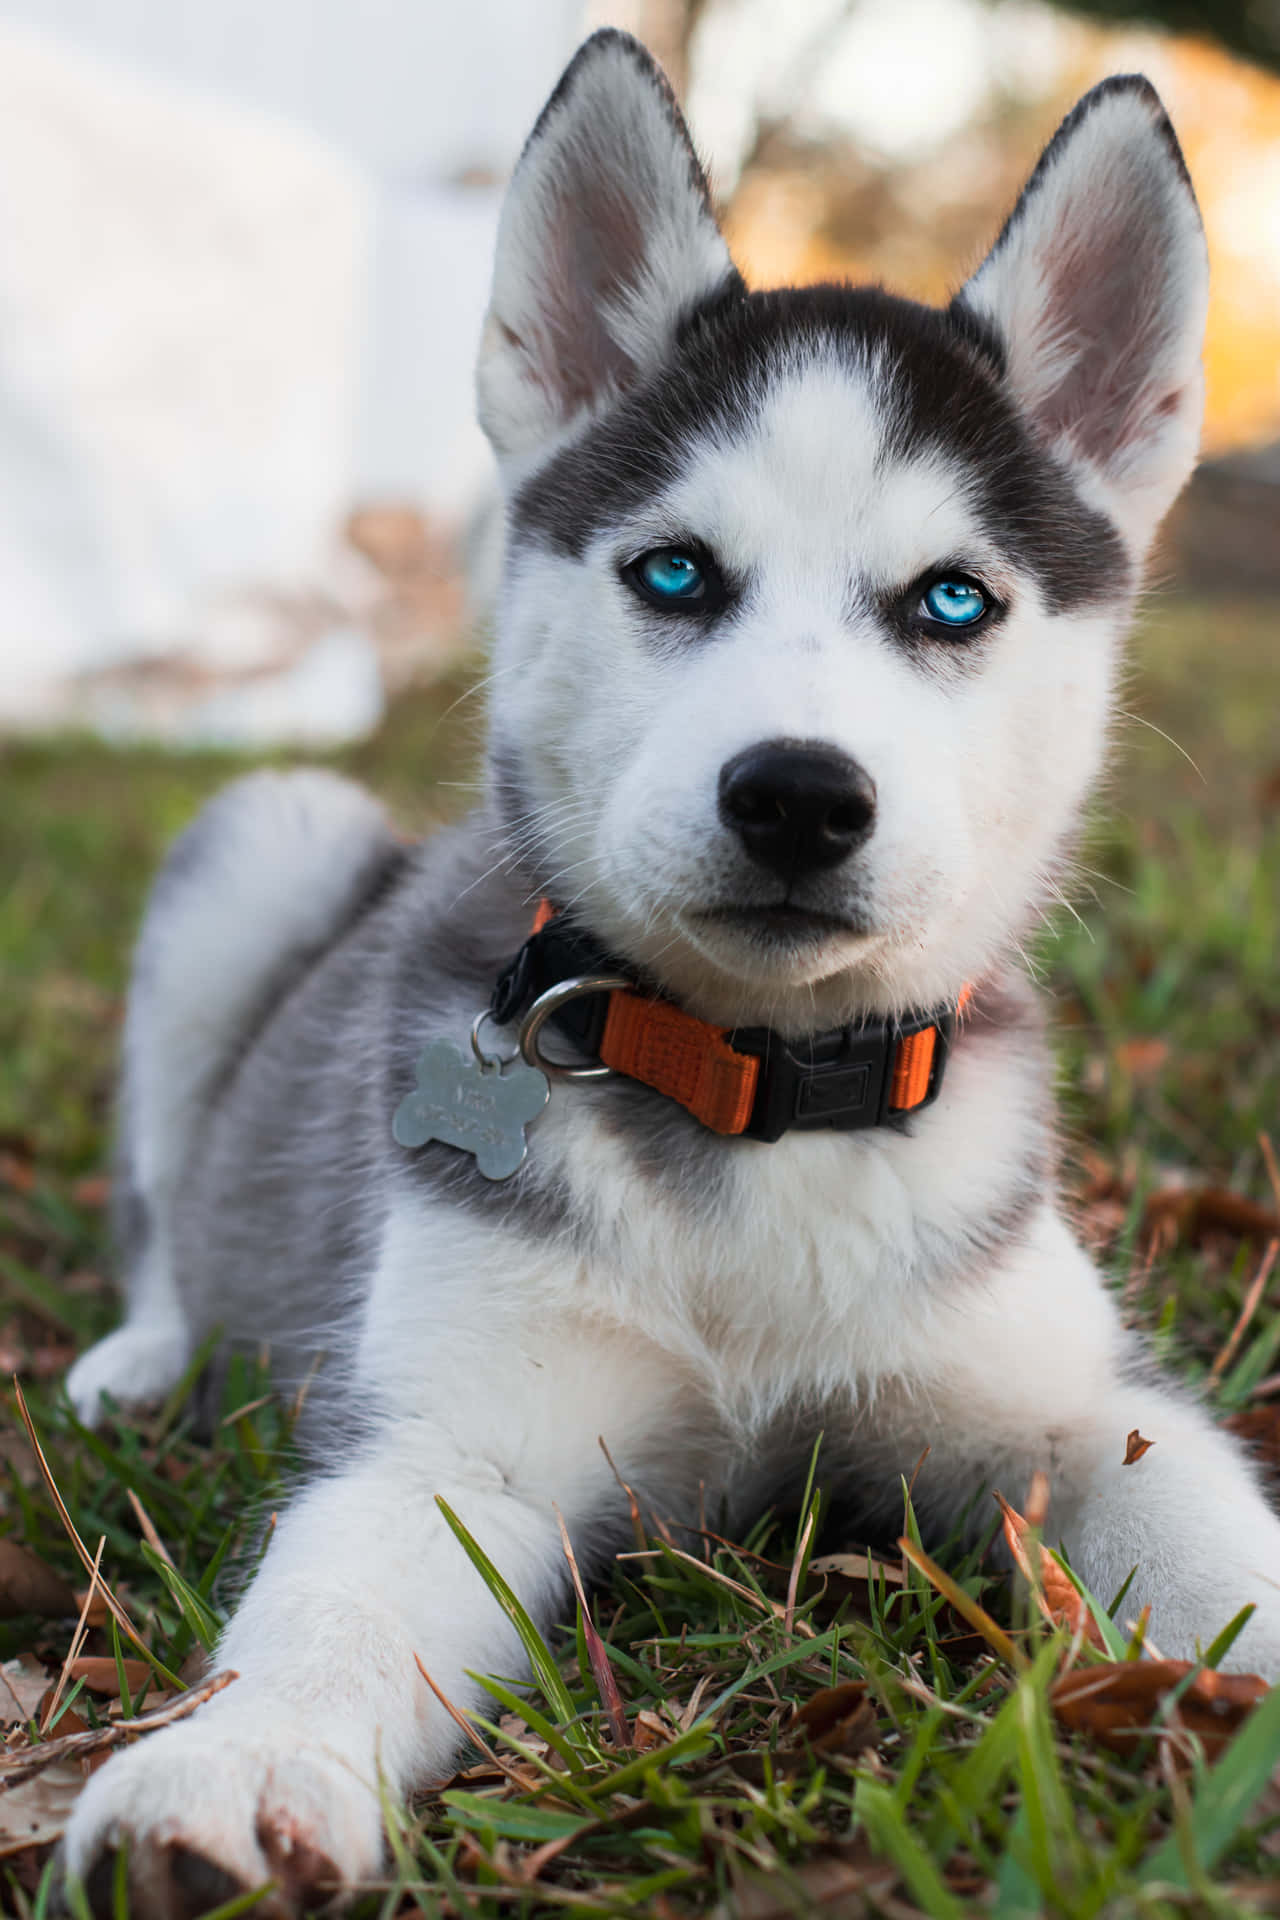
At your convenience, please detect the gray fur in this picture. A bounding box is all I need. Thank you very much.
[133,788,1053,1460]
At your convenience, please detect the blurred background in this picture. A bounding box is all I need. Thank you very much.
[1,0,1278,1281]
[0,0,1275,743]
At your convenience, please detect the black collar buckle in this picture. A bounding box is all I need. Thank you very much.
[731,1009,954,1143]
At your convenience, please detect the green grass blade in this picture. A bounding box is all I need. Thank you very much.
[109,1612,134,1718]
[991,1805,1043,1920]
[1200,1603,1256,1670]
[1046,1548,1128,1659]
[1140,1680,1280,1887]
[855,1777,967,1920]
[435,1497,578,1727]
[442,1792,593,1841]
[140,1541,221,1653]
[578,1725,716,1801]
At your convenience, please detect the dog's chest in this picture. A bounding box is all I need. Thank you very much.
[529,1081,1001,1390]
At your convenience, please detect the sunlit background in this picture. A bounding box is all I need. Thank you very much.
[0,0,1276,743]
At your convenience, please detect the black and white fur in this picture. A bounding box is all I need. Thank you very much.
[63,33,1280,1911]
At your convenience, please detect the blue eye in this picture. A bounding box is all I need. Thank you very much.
[633,547,708,604]
[921,578,988,628]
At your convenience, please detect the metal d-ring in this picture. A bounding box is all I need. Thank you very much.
[469,1008,523,1073]
[517,973,631,1081]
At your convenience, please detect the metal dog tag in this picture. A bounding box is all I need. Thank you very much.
[393,1038,549,1181]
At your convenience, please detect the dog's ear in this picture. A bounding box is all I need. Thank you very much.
[476,30,738,465]
[954,77,1207,552]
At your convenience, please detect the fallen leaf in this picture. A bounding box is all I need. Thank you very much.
[1052,1660,1267,1758]
[1124,1430,1155,1465]
[718,1843,894,1920]
[0,1151,36,1195]
[0,1760,84,1857]
[0,1657,48,1726]
[64,1656,152,1697]
[1113,1038,1170,1079]
[995,1491,1104,1647]
[792,1681,879,1758]
[0,1670,236,1791]
[72,1586,110,1629]
[808,1551,904,1619]
[70,1174,110,1210]
[1143,1186,1280,1249]
[631,1709,672,1753]
[0,1541,78,1620]
[36,1700,90,1740]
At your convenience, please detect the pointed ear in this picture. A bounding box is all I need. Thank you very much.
[953,77,1208,553]
[476,30,740,466]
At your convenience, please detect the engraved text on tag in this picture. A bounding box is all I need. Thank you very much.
[393,1038,549,1181]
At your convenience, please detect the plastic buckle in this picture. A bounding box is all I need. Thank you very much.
[732,1010,952,1143]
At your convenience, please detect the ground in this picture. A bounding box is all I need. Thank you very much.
[2,595,1280,1917]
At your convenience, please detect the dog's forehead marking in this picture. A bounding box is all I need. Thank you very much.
[509,284,1130,613]
[658,355,998,598]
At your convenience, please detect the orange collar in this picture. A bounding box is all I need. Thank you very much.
[491,902,968,1142]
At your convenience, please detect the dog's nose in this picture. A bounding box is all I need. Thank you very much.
[718,740,877,879]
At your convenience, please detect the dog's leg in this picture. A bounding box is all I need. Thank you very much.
[67,771,394,1426]
[62,1314,699,1914]
[899,1204,1280,1671]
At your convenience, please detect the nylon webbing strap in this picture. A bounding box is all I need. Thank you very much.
[600,991,761,1135]
[501,901,964,1139]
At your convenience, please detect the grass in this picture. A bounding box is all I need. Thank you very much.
[3,594,1280,1916]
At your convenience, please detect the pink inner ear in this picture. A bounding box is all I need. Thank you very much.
[535,171,650,419]
[1033,173,1182,469]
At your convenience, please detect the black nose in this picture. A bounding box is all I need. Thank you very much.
[718,739,877,879]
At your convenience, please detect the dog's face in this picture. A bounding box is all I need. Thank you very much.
[477,34,1207,1031]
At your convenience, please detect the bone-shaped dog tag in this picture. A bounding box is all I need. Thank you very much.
[393,1038,549,1181]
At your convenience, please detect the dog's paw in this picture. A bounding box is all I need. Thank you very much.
[62,1712,384,1917]
[66,1323,190,1428]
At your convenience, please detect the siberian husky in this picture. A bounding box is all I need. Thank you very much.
[63,30,1280,1912]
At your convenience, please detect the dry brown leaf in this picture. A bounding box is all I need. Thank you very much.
[1143,1186,1280,1249]
[809,1551,904,1586]
[715,1843,895,1920]
[0,1760,84,1857]
[1052,1659,1267,1757]
[0,1657,48,1726]
[631,1709,672,1753]
[64,1656,152,1697]
[808,1551,904,1621]
[0,1151,36,1195]
[1124,1430,1155,1466]
[791,1681,879,1759]
[0,1541,78,1620]
[38,1701,90,1740]
[995,1491,1104,1648]
[70,1174,110,1210]
[72,1586,110,1628]
[0,1670,236,1791]
[1113,1038,1170,1079]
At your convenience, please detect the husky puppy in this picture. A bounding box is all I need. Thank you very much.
[63,30,1280,1912]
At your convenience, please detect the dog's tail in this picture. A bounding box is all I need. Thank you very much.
[119,769,398,1266]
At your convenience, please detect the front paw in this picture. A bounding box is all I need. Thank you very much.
[66,1323,190,1428]
[62,1709,384,1917]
